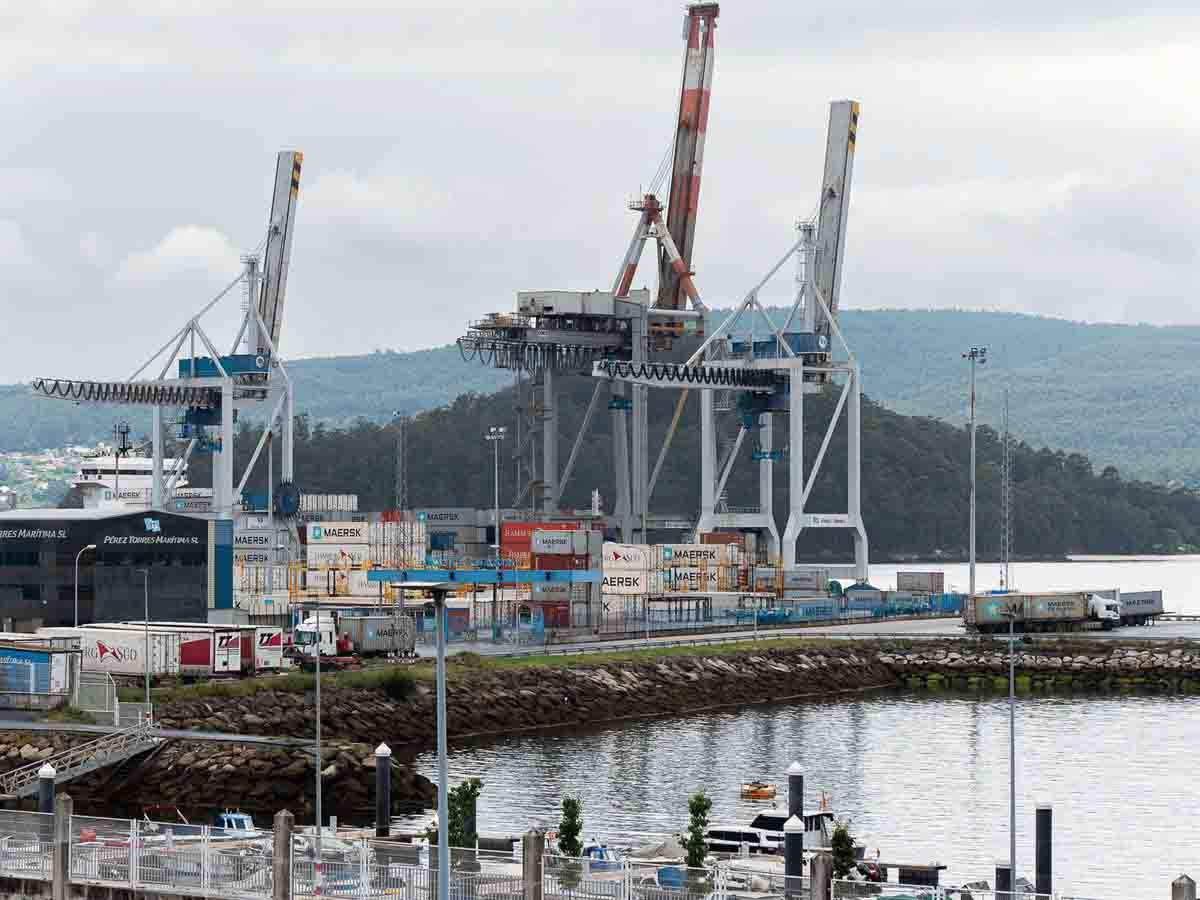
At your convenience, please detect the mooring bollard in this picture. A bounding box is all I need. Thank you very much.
[995,861,1012,899]
[784,815,804,896]
[51,792,71,900]
[273,810,294,900]
[787,761,804,820]
[375,743,392,838]
[1035,803,1052,897]
[522,829,545,900]
[37,763,55,815]
[1173,874,1197,900]
[810,852,833,900]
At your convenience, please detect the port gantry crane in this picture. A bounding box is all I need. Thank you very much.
[459,7,867,578]
[599,101,867,577]
[458,3,719,542]
[31,152,304,528]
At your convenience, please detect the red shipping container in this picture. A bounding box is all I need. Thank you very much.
[533,554,589,570]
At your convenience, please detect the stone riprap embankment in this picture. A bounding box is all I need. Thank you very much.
[0,732,434,820]
[156,645,901,748]
[879,641,1200,692]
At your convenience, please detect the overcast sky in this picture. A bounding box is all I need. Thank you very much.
[3,1,1198,383]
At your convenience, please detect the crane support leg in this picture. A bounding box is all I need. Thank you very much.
[697,389,716,536]
[848,365,869,581]
[612,383,631,540]
[759,413,779,559]
[151,407,163,510]
[555,380,604,508]
[782,368,804,568]
[542,370,557,515]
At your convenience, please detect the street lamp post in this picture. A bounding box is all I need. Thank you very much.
[315,611,324,895]
[74,544,97,628]
[135,569,150,709]
[1006,603,1017,894]
[485,427,506,636]
[962,347,987,600]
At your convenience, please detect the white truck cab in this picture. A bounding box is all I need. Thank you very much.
[293,614,340,657]
[1088,593,1121,630]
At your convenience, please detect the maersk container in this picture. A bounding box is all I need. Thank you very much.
[896,571,945,594]
[1118,590,1164,625]
[339,615,416,656]
[966,592,1089,633]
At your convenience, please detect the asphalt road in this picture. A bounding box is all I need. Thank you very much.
[415,615,1200,658]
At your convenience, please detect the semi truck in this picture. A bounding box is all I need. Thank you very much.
[964,591,1120,633]
[291,612,416,663]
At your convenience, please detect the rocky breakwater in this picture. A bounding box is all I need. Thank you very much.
[0,732,434,822]
[878,641,1200,693]
[157,644,900,749]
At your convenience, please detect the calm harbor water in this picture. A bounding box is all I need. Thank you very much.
[417,693,1197,898]
[410,559,1199,897]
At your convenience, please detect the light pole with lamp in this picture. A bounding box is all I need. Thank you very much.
[1004,600,1018,894]
[74,544,97,627]
[135,568,150,709]
[962,347,986,600]
[485,427,506,635]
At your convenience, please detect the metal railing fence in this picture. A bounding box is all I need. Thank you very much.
[0,810,1140,900]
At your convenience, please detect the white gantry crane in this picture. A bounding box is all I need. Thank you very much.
[596,101,868,580]
[32,151,304,525]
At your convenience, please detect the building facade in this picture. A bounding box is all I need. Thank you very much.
[0,510,231,628]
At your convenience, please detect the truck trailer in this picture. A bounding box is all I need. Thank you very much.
[292,612,416,661]
[38,627,182,678]
[1117,590,1164,626]
[964,591,1120,633]
[119,622,284,673]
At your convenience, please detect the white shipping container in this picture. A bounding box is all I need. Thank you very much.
[664,568,721,591]
[896,571,945,594]
[600,570,659,595]
[307,544,371,568]
[532,530,587,555]
[40,628,180,677]
[660,544,730,567]
[416,508,478,527]
[308,521,369,544]
[601,542,652,571]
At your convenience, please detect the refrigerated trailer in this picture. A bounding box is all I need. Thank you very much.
[83,623,240,676]
[117,622,284,673]
[38,627,181,678]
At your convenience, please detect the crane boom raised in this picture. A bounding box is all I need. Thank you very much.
[657,3,718,311]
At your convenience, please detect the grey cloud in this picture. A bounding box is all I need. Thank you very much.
[0,1,1197,384]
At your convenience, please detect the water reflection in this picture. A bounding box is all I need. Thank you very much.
[416,693,1199,897]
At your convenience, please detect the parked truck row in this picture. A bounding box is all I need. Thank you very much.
[963,589,1163,634]
[38,623,284,678]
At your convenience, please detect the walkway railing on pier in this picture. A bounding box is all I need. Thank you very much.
[830,879,1107,900]
[0,806,1152,900]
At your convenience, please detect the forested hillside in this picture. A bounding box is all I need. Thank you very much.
[10,309,1200,485]
[185,376,1200,561]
